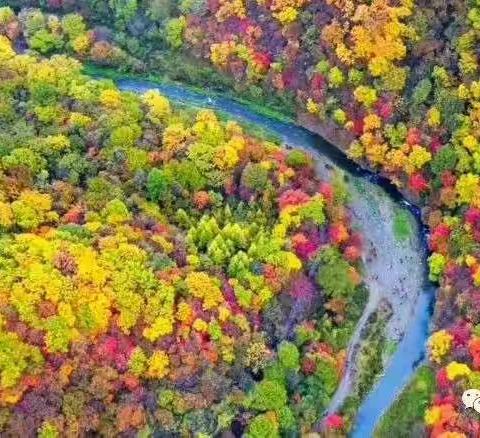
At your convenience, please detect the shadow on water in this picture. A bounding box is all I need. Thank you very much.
[115,77,435,437]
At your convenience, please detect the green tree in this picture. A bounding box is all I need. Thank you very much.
[103,198,132,225]
[430,145,457,175]
[179,0,206,14]
[146,0,172,21]
[316,248,356,298]
[242,163,269,192]
[315,358,339,395]
[85,177,124,210]
[411,78,432,105]
[286,150,309,168]
[165,16,186,49]
[110,125,141,149]
[245,414,279,438]
[300,198,325,225]
[56,152,91,184]
[61,14,86,39]
[22,9,46,37]
[29,29,63,54]
[248,380,287,411]
[11,190,56,230]
[2,148,47,174]
[109,0,138,25]
[278,341,300,371]
[167,161,206,192]
[147,168,173,203]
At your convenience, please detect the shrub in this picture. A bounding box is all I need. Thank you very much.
[278,341,300,371]
[147,168,173,203]
[248,380,287,411]
[286,150,309,168]
[317,248,356,298]
[411,78,432,105]
[242,163,269,192]
[245,414,279,438]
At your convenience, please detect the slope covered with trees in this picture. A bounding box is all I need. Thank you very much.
[2,1,477,436]
[0,20,367,436]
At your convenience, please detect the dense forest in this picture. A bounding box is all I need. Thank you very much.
[2,0,480,436]
[0,9,369,436]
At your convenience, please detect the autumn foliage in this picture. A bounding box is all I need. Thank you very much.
[0,15,364,436]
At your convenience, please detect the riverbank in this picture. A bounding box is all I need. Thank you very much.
[83,64,294,125]
[373,365,436,437]
[83,63,420,209]
[113,76,434,435]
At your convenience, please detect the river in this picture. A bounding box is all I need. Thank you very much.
[116,78,435,437]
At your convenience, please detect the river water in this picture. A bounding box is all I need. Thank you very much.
[116,78,435,437]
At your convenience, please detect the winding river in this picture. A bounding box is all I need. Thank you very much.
[115,78,435,437]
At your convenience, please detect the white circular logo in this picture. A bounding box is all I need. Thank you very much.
[462,389,480,413]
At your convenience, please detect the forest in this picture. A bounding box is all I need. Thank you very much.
[0,8,369,436]
[1,0,480,437]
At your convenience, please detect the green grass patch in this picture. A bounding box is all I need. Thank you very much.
[340,310,388,429]
[393,209,412,242]
[374,365,435,438]
[383,339,398,359]
[355,317,387,401]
